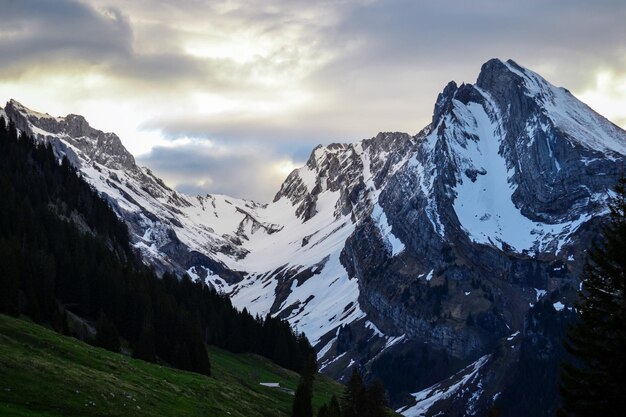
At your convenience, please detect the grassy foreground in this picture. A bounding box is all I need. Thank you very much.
[0,314,342,417]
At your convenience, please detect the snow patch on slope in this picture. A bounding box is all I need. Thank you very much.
[451,99,594,253]
[372,203,405,256]
[502,60,626,156]
[398,355,490,417]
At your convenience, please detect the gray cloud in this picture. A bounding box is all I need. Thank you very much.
[0,0,132,75]
[142,108,383,146]
[2,0,625,201]
[128,0,626,200]
[140,0,626,150]
[0,0,241,87]
[137,140,298,201]
[326,0,626,88]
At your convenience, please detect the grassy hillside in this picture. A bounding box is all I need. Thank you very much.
[0,314,343,417]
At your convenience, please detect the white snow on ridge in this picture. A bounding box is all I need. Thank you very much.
[501,60,626,156]
[371,203,405,256]
[187,266,228,290]
[295,165,317,194]
[398,355,490,417]
[6,99,63,122]
[383,334,406,351]
[186,194,259,236]
[534,288,547,302]
[507,331,520,341]
[365,320,385,338]
[317,338,336,361]
[450,99,594,253]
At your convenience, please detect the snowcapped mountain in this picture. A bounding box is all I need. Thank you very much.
[2,58,625,415]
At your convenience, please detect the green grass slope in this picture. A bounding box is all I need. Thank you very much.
[0,314,343,417]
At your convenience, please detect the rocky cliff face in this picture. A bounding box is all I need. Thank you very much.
[3,98,250,281]
[2,58,624,416]
[336,59,624,412]
[336,58,617,361]
[5,99,136,170]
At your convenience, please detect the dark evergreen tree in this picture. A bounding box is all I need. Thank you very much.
[364,380,387,417]
[61,309,70,336]
[132,325,156,363]
[341,370,388,417]
[292,381,314,417]
[318,395,341,417]
[174,341,192,371]
[186,321,212,376]
[342,369,366,417]
[292,354,317,417]
[0,238,21,316]
[94,311,121,352]
[559,178,626,417]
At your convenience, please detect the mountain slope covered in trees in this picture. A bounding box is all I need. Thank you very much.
[0,116,313,375]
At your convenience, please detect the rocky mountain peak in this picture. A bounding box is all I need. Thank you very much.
[4,100,136,171]
[433,59,519,127]
[475,58,523,90]
[2,59,625,416]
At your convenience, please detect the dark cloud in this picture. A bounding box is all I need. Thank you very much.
[0,0,132,74]
[139,0,626,155]
[2,0,624,201]
[0,0,238,87]
[319,0,626,91]
[137,140,301,201]
[333,0,626,58]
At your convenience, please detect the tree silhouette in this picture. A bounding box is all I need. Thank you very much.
[318,395,341,417]
[292,354,317,417]
[559,178,626,416]
[342,369,365,417]
[94,311,121,353]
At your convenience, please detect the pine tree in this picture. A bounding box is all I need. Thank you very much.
[559,178,626,417]
[174,341,192,371]
[61,309,70,336]
[94,311,121,353]
[341,370,389,417]
[186,324,211,376]
[0,238,20,316]
[318,395,341,417]
[342,369,365,417]
[291,353,317,417]
[364,380,387,417]
[132,324,157,363]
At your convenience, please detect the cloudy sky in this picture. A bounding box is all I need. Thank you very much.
[1,0,625,201]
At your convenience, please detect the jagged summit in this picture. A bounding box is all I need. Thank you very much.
[4,99,137,170]
[6,98,60,120]
[1,58,625,415]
